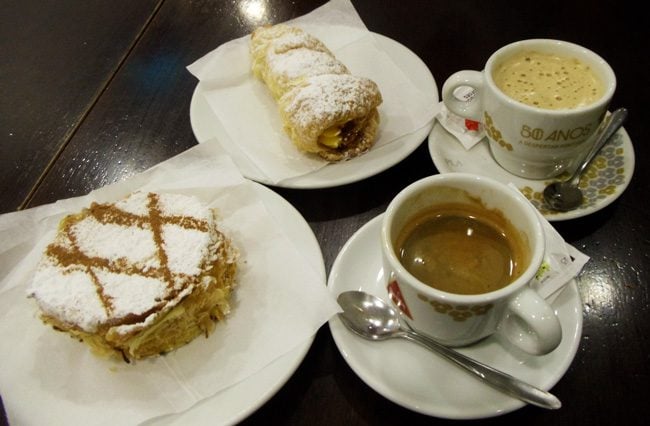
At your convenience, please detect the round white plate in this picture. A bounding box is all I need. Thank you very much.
[190,33,437,189]
[428,122,635,221]
[151,182,322,425]
[328,215,582,420]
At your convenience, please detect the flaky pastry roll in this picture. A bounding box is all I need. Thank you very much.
[250,24,382,162]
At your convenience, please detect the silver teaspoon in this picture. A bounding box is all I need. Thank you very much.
[336,290,562,410]
[543,107,628,212]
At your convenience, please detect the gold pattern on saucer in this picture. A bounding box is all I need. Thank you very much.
[417,293,493,322]
[519,133,628,215]
[484,111,513,151]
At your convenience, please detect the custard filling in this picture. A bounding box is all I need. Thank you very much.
[318,125,343,148]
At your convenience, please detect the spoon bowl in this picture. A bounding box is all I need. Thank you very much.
[543,108,628,211]
[337,290,562,410]
[337,292,401,340]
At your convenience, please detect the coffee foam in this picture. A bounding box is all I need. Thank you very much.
[493,50,604,110]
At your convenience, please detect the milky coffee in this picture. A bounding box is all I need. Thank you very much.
[493,50,604,110]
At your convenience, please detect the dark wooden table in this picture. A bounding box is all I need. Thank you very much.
[1,1,648,424]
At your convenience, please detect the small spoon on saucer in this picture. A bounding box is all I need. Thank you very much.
[543,107,628,212]
[336,290,562,410]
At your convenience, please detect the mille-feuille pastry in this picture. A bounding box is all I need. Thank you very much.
[27,191,238,362]
[250,24,383,162]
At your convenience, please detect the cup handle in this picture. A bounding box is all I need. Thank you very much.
[441,70,484,121]
[499,286,563,355]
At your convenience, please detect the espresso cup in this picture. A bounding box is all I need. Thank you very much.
[442,39,616,179]
[381,173,562,355]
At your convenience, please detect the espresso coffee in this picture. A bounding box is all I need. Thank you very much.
[493,50,604,110]
[396,203,528,295]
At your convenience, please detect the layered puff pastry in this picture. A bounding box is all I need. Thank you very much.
[250,24,383,162]
[27,191,238,362]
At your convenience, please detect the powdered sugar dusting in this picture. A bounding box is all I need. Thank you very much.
[97,269,167,320]
[30,264,108,331]
[28,192,228,334]
[162,224,211,276]
[270,31,317,53]
[283,74,380,127]
[267,48,347,82]
[156,192,209,220]
[250,24,382,161]
[253,25,326,56]
[114,191,150,216]
[71,219,159,270]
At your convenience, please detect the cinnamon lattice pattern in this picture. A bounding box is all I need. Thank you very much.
[45,193,209,320]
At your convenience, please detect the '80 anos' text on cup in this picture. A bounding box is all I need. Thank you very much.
[442,39,616,180]
[381,173,562,355]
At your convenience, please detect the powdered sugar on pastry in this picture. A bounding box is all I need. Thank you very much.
[250,24,382,162]
[266,48,348,91]
[251,25,329,63]
[28,191,238,361]
[282,74,379,128]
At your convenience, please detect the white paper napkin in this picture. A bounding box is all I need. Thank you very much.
[0,140,340,426]
[187,0,437,184]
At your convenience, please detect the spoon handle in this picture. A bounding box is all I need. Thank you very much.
[570,107,628,185]
[400,329,562,410]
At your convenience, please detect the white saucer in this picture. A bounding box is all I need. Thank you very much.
[150,182,322,425]
[190,32,437,189]
[328,215,582,419]
[428,122,635,221]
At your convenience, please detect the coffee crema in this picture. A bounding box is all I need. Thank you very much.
[396,203,528,295]
[493,50,604,110]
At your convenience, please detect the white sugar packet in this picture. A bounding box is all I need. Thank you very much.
[435,102,485,150]
[0,140,340,426]
[187,0,437,184]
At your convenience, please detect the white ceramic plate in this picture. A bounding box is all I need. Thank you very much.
[328,215,582,420]
[428,122,635,221]
[189,33,437,189]
[150,182,322,425]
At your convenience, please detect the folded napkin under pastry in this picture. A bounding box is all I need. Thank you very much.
[187,0,437,184]
[0,140,340,426]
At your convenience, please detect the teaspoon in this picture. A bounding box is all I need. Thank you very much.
[543,107,628,212]
[336,290,562,410]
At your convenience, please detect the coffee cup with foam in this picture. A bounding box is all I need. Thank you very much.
[442,39,616,179]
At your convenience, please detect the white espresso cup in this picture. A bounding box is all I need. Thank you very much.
[381,173,562,355]
[442,39,616,179]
